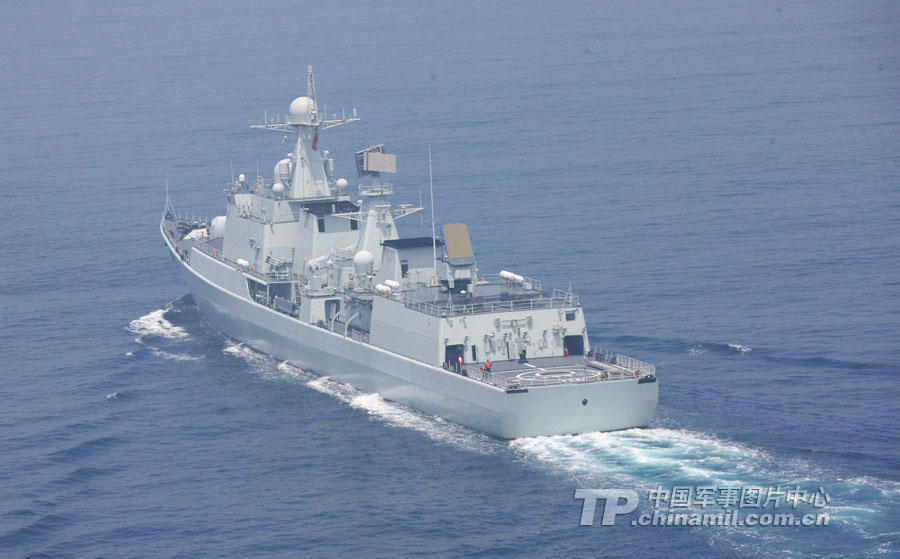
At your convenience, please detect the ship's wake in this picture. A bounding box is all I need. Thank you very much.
[221,339,900,536]
[686,342,752,356]
[126,305,204,362]
[133,299,899,555]
[511,427,776,488]
[222,342,495,454]
[127,308,189,341]
[510,427,900,554]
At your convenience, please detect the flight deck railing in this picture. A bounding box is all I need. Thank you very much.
[614,354,656,375]
[458,357,654,390]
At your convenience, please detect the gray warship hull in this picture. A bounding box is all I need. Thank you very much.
[163,223,658,439]
[160,68,659,438]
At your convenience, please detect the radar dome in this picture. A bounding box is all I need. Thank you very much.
[288,96,316,123]
[274,158,292,181]
[272,182,285,194]
[352,250,375,275]
[336,178,348,189]
[210,216,227,238]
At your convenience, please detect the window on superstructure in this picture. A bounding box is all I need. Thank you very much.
[317,217,325,233]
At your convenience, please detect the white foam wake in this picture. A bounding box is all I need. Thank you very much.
[687,344,707,355]
[222,342,494,453]
[220,340,900,555]
[147,347,203,362]
[127,308,189,341]
[126,307,202,361]
[220,341,900,548]
[511,427,775,488]
[728,343,752,356]
[222,342,278,372]
[511,426,900,540]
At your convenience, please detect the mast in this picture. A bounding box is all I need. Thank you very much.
[163,174,175,218]
[250,66,360,200]
[306,65,318,125]
[429,146,437,285]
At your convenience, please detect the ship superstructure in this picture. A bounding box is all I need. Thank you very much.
[161,68,658,438]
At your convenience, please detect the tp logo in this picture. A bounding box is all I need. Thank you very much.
[574,489,639,526]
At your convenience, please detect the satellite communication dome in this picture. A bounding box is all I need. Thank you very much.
[274,158,292,181]
[272,182,285,194]
[336,178,348,189]
[288,96,316,123]
[210,216,227,238]
[352,250,375,275]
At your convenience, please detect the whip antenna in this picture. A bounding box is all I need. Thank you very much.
[429,146,437,286]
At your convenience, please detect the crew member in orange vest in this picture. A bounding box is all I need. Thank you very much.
[485,359,491,372]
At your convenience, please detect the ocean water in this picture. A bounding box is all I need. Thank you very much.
[1,0,899,557]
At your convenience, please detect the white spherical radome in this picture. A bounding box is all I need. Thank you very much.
[288,96,316,122]
[352,250,375,275]
[210,216,227,238]
[353,250,374,267]
[274,158,291,180]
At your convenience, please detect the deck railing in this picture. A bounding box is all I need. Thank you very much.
[396,290,579,317]
[194,241,295,282]
[478,273,543,292]
[316,318,370,344]
[228,177,348,204]
[459,353,655,390]
[614,354,656,375]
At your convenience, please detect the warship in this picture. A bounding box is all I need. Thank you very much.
[161,68,658,438]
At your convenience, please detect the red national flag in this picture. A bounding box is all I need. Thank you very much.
[312,131,318,151]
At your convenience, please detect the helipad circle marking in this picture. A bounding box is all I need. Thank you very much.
[514,369,602,382]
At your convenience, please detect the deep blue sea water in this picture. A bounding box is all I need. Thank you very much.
[1,1,899,557]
